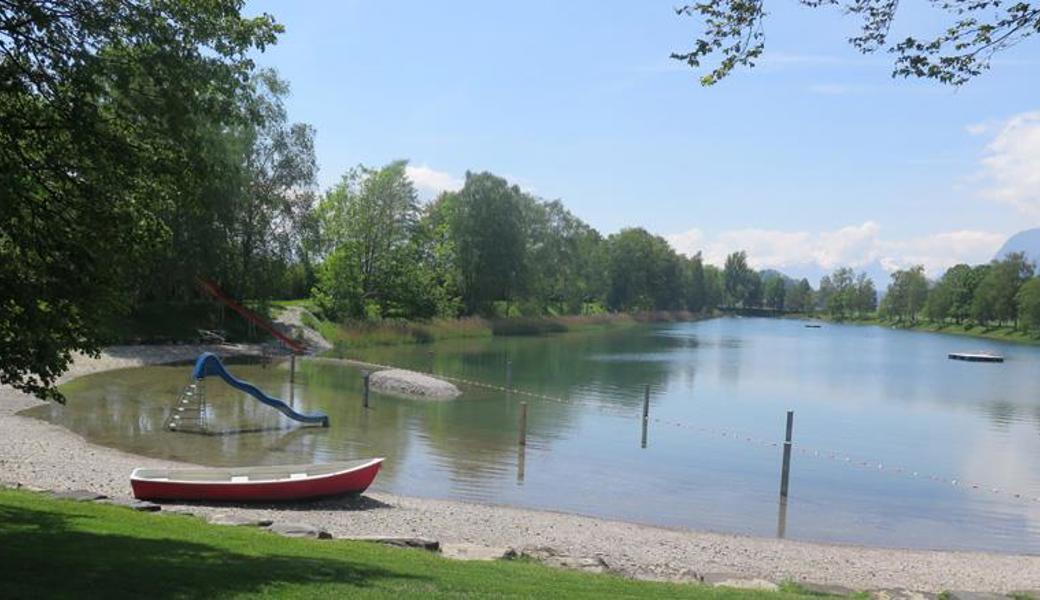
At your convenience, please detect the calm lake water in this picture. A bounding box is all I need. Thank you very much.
[28,317,1040,553]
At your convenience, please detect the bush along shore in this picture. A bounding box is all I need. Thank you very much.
[301,309,713,354]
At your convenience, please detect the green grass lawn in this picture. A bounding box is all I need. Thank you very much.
[0,489,823,599]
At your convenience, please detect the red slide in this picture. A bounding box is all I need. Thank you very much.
[196,277,306,354]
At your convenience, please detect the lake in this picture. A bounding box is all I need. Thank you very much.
[28,317,1040,553]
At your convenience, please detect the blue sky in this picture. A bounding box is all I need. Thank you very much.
[247,1,1040,282]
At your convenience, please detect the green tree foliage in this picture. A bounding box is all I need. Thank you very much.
[880,266,929,323]
[143,69,318,303]
[971,252,1035,326]
[672,0,1040,85]
[314,161,425,319]
[854,273,878,316]
[703,264,725,310]
[817,268,876,318]
[1016,278,1040,332]
[945,264,986,324]
[785,278,814,313]
[604,228,683,311]
[824,267,856,319]
[923,264,984,324]
[924,278,954,323]
[682,253,707,312]
[722,251,759,307]
[523,200,604,314]
[0,0,281,400]
[450,172,529,315]
[764,277,785,311]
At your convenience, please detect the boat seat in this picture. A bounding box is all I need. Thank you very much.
[231,476,249,483]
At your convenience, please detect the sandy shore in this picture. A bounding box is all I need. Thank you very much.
[2,345,1039,594]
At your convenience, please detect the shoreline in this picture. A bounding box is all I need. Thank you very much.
[2,345,1040,593]
[792,313,1040,347]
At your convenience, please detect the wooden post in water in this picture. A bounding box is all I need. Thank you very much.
[506,359,513,391]
[518,401,528,446]
[779,410,794,499]
[289,354,296,407]
[362,371,371,409]
[641,384,650,448]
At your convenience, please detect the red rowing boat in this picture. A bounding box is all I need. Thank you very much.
[130,458,383,502]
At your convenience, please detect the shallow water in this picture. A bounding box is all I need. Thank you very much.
[28,317,1040,553]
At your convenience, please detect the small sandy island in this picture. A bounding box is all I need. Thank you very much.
[369,369,461,399]
[2,345,1039,596]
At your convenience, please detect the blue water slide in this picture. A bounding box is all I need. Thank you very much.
[191,352,329,427]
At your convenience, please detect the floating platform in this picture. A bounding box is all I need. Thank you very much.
[948,352,1004,363]
[804,324,822,329]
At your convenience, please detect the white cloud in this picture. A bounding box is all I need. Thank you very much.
[877,230,1006,274]
[975,111,1040,216]
[405,165,463,197]
[665,222,1004,278]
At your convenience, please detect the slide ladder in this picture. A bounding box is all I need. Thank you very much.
[192,352,329,427]
[196,277,306,354]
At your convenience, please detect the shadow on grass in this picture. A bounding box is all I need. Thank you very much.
[0,503,422,598]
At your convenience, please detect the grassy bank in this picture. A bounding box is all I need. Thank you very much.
[308,310,710,354]
[868,319,1040,345]
[0,488,812,599]
[799,313,1040,346]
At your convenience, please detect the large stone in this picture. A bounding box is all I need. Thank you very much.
[441,543,516,561]
[701,573,779,592]
[268,522,331,539]
[519,546,611,574]
[369,369,461,400]
[793,582,857,597]
[207,513,273,527]
[944,593,1008,600]
[347,536,440,552]
[99,498,161,512]
[871,590,939,600]
[51,489,107,502]
[163,507,199,517]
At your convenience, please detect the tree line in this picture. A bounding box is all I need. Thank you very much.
[310,165,718,320]
[3,1,1037,404]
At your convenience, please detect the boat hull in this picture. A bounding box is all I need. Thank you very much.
[131,459,383,502]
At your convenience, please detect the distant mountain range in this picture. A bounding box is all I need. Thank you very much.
[994,228,1040,264]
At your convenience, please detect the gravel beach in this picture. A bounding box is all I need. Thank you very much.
[2,345,1039,594]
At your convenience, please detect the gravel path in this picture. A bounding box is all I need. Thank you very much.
[2,345,1039,594]
[273,306,332,353]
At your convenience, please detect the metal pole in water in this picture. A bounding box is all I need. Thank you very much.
[779,410,794,499]
[362,371,371,409]
[776,497,788,539]
[506,359,513,391]
[641,384,650,448]
[518,401,528,446]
